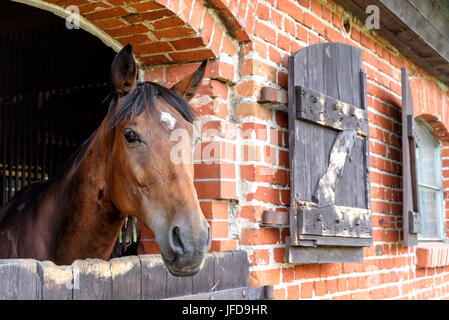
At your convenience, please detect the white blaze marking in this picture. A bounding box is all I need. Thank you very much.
[160,111,176,130]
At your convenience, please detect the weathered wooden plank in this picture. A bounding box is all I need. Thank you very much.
[297,120,314,203]
[0,251,251,300]
[165,286,266,300]
[335,137,356,208]
[313,130,357,207]
[110,255,141,300]
[364,136,371,211]
[288,54,300,245]
[360,70,368,110]
[295,121,338,204]
[360,70,372,211]
[335,137,366,208]
[166,270,193,298]
[297,205,372,240]
[192,253,216,295]
[286,238,364,264]
[338,44,355,107]
[297,235,372,247]
[0,259,40,300]
[323,41,339,102]
[209,251,249,292]
[401,68,421,246]
[296,86,369,135]
[231,251,250,288]
[140,254,167,300]
[334,0,449,87]
[213,251,235,291]
[36,260,73,300]
[352,47,363,108]
[140,251,250,299]
[352,71,368,209]
[407,115,419,215]
[407,0,449,40]
[72,259,112,300]
[354,138,367,208]
[307,40,324,95]
[381,0,449,64]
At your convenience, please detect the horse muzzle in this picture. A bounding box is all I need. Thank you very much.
[162,218,211,277]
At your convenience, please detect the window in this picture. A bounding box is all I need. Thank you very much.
[416,119,445,240]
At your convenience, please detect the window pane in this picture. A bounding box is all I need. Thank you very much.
[416,126,438,187]
[417,150,437,186]
[418,187,442,239]
[415,120,444,241]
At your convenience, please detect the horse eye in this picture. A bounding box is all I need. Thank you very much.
[124,129,139,143]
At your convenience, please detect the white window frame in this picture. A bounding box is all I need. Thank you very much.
[416,118,445,241]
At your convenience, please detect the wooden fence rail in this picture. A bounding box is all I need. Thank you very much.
[0,250,265,300]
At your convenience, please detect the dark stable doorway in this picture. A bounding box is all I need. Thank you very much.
[0,1,139,258]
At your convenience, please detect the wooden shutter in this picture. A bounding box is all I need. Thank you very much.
[287,43,372,263]
[401,68,421,246]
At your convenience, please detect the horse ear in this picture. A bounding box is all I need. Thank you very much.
[171,59,207,101]
[111,44,137,98]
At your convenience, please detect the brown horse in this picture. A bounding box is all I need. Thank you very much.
[0,44,211,276]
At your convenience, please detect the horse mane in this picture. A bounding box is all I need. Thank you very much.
[108,81,197,128]
[52,81,196,182]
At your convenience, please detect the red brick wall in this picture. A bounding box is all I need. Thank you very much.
[33,0,449,299]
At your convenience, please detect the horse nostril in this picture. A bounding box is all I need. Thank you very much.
[169,226,185,256]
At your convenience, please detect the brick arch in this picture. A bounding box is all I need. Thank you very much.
[203,0,253,42]
[13,0,241,66]
[416,114,449,144]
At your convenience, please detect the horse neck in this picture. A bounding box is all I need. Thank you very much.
[52,124,126,264]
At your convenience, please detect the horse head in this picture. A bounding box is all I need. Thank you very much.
[106,45,210,276]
